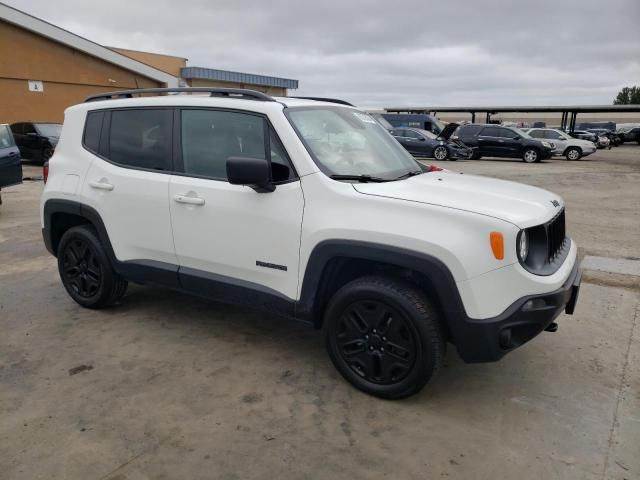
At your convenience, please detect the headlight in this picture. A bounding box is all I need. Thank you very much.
[518,230,529,261]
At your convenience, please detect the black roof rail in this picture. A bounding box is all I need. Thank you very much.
[289,96,354,107]
[85,87,276,103]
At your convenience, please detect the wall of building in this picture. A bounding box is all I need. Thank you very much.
[188,78,288,97]
[111,47,187,77]
[0,21,162,123]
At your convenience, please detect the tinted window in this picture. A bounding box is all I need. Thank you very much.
[545,130,562,140]
[270,130,295,182]
[23,123,37,135]
[497,128,517,138]
[181,109,265,179]
[529,130,544,138]
[390,129,404,137]
[481,127,501,137]
[404,130,422,140]
[83,111,104,154]
[10,124,23,135]
[108,109,171,170]
[460,125,482,137]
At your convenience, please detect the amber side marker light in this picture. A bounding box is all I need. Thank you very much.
[490,232,504,260]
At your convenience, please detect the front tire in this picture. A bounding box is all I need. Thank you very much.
[433,145,449,161]
[565,147,582,161]
[522,148,539,163]
[57,225,128,309]
[324,275,445,399]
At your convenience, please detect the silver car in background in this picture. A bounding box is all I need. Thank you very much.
[525,128,597,160]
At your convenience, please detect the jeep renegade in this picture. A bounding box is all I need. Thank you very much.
[41,88,581,399]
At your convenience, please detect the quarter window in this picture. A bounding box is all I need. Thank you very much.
[180,109,266,179]
[108,109,171,171]
[83,111,104,154]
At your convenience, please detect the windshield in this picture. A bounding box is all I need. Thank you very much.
[35,123,62,137]
[286,107,420,179]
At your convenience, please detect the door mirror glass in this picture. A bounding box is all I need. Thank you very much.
[226,156,274,192]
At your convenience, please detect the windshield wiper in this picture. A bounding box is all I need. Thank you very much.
[391,170,424,181]
[329,174,389,183]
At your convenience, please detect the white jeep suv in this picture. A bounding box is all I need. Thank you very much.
[41,88,581,399]
[526,127,597,160]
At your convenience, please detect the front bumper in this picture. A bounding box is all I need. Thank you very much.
[453,261,581,363]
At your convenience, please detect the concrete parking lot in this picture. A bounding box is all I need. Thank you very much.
[1,146,639,480]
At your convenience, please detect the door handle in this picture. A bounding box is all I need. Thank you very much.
[89,181,114,191]
[173,194,205,206]
[8,151,17,156]
[498,139,504,143]
[478,138,485,141]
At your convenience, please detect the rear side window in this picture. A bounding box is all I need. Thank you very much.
[83,111,104,154]
[404,130,422,140]
[529,130,544,139]
[108,109,171,171]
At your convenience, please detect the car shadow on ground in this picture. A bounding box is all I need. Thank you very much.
[105,284,531,404]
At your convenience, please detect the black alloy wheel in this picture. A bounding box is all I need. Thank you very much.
[61,238,103,298]
[335,299,417,384]
[57,225,128,308]
[324,275,445,399]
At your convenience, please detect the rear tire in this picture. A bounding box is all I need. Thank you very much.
[522,148,540,163]
[433,145,449,161]
[565,147,582,161]
[324,275,445,399]
[57,225,128,309]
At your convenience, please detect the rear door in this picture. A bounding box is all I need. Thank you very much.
[169,108,304,301]
[0,125,22,189]
[81,108,177,266]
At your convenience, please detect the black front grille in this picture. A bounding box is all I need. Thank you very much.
[546,209,566,263]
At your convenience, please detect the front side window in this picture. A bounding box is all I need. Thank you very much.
[181,109,266,179]
[404,130,422,140]
[108,109,171,170]
[481,127,501,137]
[286,107,420,178]
[0,125,15,148]
[23,123,37,135]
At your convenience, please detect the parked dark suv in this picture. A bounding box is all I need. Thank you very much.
[455,124,555,163]
[10,122,62,164]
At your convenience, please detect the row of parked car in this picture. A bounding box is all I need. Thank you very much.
[389,123,603,163]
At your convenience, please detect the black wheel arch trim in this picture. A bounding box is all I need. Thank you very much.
[296,240,468,329]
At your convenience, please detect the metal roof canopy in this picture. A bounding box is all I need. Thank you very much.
[181,67,298,90]
[384,104,640,131]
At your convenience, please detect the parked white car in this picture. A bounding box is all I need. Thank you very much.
[525,128,597,160]
[41,88,581,399]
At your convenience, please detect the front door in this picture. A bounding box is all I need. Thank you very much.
[477,126,502,156]
[169,108,304,301]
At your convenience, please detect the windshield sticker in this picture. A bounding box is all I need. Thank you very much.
[353,112,377,124]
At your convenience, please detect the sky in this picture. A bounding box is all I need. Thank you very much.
[6,0,640,108]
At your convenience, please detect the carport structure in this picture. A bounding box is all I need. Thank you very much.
[384,104,640,131]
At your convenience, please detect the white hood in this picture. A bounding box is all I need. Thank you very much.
[353,172,563,228]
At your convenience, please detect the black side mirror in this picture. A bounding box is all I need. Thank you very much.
[419,137,426,141]
[226,156,274,193]
[512,136,520,140]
